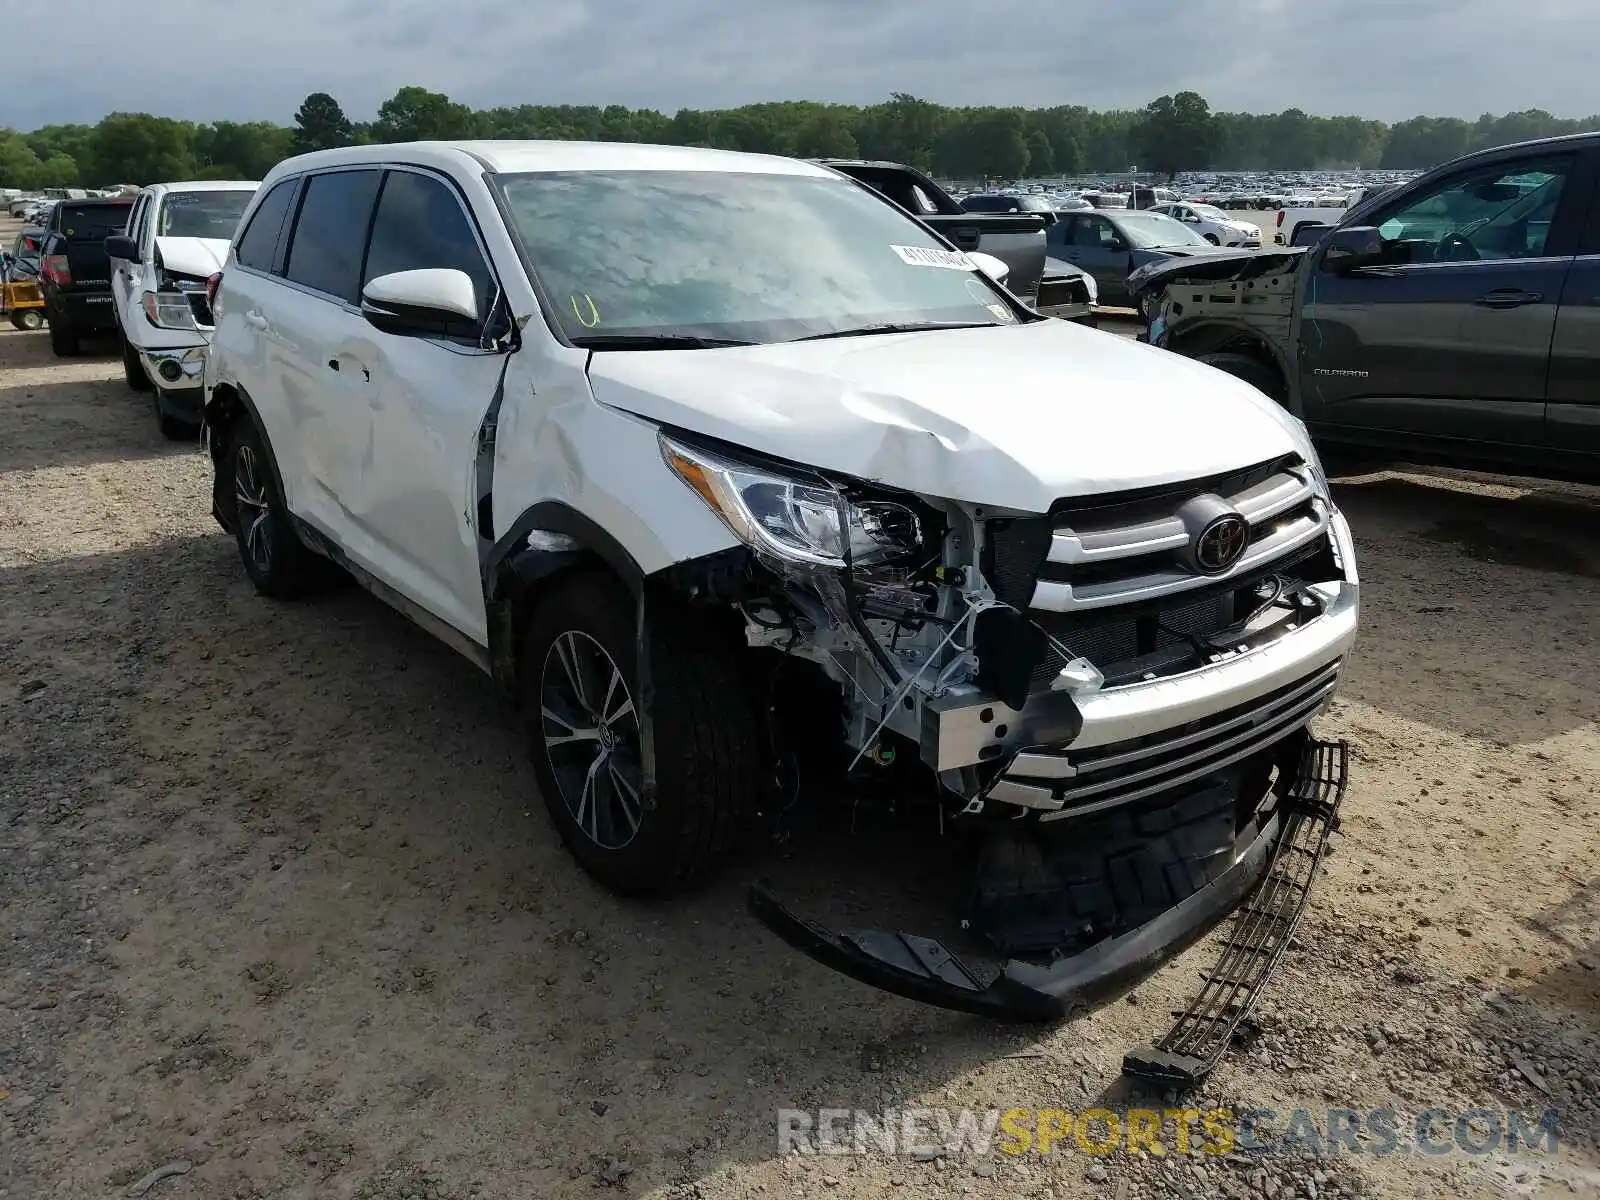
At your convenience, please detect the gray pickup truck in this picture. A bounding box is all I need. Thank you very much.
[1129,132,1600,482]
[817,159,1096,322]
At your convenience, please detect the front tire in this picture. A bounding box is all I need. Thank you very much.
[121,330,152,391]
[226,420,319,598]
[1204,233,1220,245]
[1197,351,1287,403]
[522,572,759,896]
[154,390,195,441]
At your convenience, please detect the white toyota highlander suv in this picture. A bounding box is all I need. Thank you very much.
[203,141,1359,1028]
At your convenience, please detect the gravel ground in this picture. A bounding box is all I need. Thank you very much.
[1,245,1597,1199]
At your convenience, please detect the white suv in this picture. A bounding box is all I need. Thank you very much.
[203,142,1358,1019]
[105,181,258,437]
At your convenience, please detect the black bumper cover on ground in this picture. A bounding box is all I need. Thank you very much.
[748,738,1348,1031]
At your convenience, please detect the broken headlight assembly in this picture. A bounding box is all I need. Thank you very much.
[660,434,924,569]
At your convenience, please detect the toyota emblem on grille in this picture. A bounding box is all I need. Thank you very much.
[1194,513,1250,573]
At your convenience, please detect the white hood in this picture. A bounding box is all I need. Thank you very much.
[154,236,227,278]
[587,320,1306,513]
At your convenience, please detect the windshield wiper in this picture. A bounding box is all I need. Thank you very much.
[788,321,1001,342]
[570,333,755,350]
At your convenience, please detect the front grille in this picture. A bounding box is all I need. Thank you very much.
[986,455,1327,617]
[985,455,1339,695]
[988,660,1341,818]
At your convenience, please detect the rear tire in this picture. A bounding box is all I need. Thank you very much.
[121,329,152,391]
[226,419,320,599]
[10,309,43,331]
[521,571,760,896]
[48,312,79,357]
[1197,351,1287,403]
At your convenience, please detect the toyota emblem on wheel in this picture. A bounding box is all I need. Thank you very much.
[1194,513,1250,573]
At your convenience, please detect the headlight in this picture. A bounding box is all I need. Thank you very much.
[142,290,198,330]
[660,435,923,568]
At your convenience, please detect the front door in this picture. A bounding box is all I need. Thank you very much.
[1054,213,1134,305]
[340,167,510,644]
[1297,152,1588,448]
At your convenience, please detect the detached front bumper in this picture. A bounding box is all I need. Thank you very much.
[750,737,1348,1029]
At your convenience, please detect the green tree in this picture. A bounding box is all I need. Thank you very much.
[794,108,859,158]
[0,130,45,188]
[292,92,354,153]
[372,86,476,142]
[1132,92,1215,179]
[195,121,294,179]
[88,112,196,184]
[1025,130,1054,176]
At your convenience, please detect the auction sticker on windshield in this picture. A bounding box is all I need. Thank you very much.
[892,245,977,270]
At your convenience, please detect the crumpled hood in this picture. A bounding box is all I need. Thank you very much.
[587,320,1309,513]
[154,236,227,278]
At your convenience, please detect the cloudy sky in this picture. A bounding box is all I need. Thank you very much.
[10,0,1598,129]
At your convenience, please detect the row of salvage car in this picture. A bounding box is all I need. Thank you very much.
[18,133,1594,1083]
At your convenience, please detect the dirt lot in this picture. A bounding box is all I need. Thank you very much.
[2,242,1598,1199]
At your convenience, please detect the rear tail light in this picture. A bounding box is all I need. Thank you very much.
[205,271,223,320]
[43,254,70,285]
[1275,210,1285,227]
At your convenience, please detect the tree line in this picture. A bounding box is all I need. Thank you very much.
[2,87,1595,190]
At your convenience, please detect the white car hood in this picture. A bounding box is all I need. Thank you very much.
[587,320,1306,513]
[154,236,227,278]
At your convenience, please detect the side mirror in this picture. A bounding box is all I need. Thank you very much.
[969,251,1011,287]
[361,268,480,338]
[1183,213,1200,222]
[1321,226,1386,273]
[105,234,138,261]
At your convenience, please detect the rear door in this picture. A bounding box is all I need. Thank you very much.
[1297,150,1589,448]
[338,166,510,641]
[264,169,383,537]
[1544,148,1600,460]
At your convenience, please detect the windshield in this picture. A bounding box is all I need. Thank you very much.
[158,190,255,239]
[1114,212,1211,248]
[498,170,1018,345]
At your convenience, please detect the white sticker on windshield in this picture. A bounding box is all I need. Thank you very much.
[891,245,977,270]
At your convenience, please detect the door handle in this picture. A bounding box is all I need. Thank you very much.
[243,310,269,330]
[1474,289,1543,309]
[948,226,980,248]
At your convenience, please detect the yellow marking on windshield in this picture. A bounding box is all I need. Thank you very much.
[570,293,601,328]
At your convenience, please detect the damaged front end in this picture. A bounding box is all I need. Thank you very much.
[657,429,1358,1056]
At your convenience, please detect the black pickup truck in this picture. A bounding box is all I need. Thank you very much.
[816,159,1095,322]
[39,196,135,356]
[1130,132,1600,481]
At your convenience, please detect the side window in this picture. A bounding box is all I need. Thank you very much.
[235,179,299,272]
[361,170,494,320]
[1376,156,1574,261]
[124,196,143,240]
[1046,216,1070,246]
[283,169,382,302]
[908,184,937,216]
[134,196,154,251]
